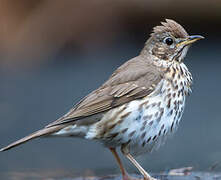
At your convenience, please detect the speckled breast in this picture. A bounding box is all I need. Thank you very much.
[86,62,192,156]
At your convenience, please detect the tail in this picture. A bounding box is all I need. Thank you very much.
[0,126,63,152]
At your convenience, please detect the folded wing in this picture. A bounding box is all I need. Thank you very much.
[46,57,163,127]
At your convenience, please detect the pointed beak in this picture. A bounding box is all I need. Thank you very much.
[177,35,204,47]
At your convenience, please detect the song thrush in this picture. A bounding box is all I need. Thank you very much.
[1,19,204,180]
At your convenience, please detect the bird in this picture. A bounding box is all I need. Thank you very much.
[1,19,204,180]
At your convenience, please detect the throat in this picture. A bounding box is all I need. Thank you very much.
[164,62,193,96]
[174,46,189,62]
[152,56,174,68]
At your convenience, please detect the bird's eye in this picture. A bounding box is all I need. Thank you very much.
[164,37,174,45]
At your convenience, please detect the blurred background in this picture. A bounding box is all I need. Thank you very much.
[0,0,221,179]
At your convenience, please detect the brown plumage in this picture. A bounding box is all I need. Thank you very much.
[152,19,188,38]
[1,19,204,180]
[1,57,163,152]
[47,58,163,127]
[1,125,65,151]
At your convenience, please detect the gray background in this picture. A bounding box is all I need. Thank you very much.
[0,0,221,179]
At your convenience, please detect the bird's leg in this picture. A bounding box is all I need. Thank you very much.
[121,147,156,180]
[109,147,134,180]
[124,153,153,180]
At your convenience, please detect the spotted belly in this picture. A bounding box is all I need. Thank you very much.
[52,63,190,156]
[85,85,186,156]
[53,92,185,156]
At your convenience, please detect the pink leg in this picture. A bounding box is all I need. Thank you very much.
[109,148,134,180]
[124,153,154,180]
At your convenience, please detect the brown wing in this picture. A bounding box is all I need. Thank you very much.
[46,56,163,128]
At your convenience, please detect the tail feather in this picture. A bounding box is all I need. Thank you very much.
[0,126,63,152]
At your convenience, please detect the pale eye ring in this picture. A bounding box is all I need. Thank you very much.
[164,37,174,46]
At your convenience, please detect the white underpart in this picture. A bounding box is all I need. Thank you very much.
[53,124,89,137]
[88,62,190,156]
[54,125,77,136]
[53,62,192,157]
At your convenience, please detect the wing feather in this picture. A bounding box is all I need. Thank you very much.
[46,56,163,128]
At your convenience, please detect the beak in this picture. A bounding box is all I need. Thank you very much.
[177,35,204,47]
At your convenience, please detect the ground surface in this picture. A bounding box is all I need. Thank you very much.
[2,171,221,180]
[72,173,221,180]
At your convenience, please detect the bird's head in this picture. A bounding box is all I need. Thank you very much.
[142,19,204,63]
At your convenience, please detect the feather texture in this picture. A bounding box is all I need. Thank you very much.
[46,57,163,127]
[152,19,188,38]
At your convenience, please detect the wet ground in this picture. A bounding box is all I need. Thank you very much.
[2,170,221,180]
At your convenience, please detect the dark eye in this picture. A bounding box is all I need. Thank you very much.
[164,37,174,45]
